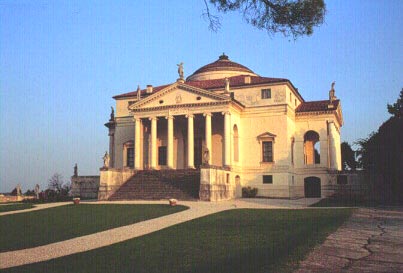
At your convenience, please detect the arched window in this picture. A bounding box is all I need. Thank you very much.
[233,125,239,162]
[304,131,320,164]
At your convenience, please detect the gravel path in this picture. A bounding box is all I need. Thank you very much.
[0,198,320,269]
[0,202,70,216]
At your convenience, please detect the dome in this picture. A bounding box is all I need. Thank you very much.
[186,53,258,81]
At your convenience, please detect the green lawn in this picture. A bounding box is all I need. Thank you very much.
[310,197,380,207]
[0,203,34,212]
[0,204,188,252]
[3,208,352,273]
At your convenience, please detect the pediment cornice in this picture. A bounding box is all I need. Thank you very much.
[128,83,231,111]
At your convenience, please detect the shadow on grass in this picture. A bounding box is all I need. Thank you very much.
[0,203,34,213]
[0,204,188,252]
[3,208,352,273]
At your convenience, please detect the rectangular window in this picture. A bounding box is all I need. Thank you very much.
[127,148,134,167]
[261,89,271,99]
[262,141,273,162]
[158,146,167,166]
[263,175,273,184]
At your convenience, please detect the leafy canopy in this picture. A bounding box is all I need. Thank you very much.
[205,0,326,38]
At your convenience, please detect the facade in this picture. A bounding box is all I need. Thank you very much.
[98,54,343,201]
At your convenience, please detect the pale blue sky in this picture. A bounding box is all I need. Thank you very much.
[1,0,402,192]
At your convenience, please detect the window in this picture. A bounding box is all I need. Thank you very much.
[127,148,134,167]
[304,131,320,165]
[262,141,273,162]
[123,141,134,168]
[158,146,167,166]
[263,175,273,184]
[261,89,271,99]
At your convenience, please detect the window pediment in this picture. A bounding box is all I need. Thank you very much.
[257,132,277,142]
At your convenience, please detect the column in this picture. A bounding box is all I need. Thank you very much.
[134,118,142,170]
[223,111,231,167]
[187,114,194,168]
[166,116,174,169]
[204,113,212,165]
[150,117,157,169]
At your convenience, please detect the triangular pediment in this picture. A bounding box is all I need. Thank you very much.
[257,132,277,139]
[129,83,231,110]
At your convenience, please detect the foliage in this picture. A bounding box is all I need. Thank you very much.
[10,187,19,196]
[24,189,36,196]
[4,209,352,273]
[356,89,403,203]
[205,0,326,38]
[387,88,403,118]
[341,142,357,170]
[0,204,188,252]
[48,173,64,193]
[242,186,258,197]
[46,173,71,201]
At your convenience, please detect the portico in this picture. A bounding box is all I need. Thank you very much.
[131,106,235,171]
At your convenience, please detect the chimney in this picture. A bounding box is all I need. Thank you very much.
[146,85,153,94]
[244,76,251,84]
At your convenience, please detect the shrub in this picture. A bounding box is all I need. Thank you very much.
[242,187,258,198]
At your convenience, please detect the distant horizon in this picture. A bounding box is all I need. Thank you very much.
[1,1,402,192]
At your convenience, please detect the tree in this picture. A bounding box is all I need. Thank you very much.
[203,0,326,38]
[341,142,357,170]
[356,89,403,203]
[48,173,64,193]
[387,88,403,118]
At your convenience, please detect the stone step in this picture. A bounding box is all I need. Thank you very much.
[108,169,200,200]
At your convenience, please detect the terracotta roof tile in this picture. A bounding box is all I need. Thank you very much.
[188,58,254,77]
[113,75,301,100]
[296,100,340,113]
[113,84,171,99]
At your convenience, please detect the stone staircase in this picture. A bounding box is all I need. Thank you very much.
[108,169,200,201]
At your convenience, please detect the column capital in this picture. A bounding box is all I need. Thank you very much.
[165,115,174,120]
[221,111,231,116]
[185,114,194,119]
[203,112,213,117]
[148,117,158,121]
[133,117,141,122]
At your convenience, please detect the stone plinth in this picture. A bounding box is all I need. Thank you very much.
[199,166,234,201]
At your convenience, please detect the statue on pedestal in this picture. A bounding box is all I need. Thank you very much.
[177,62,184,79]
[202,145,210,166]
[110,107,115,121]
[34,184,40,199]
[16,184,21,196]
[225,77,230,93]
[103,151,110,169]
[329,81,336,103]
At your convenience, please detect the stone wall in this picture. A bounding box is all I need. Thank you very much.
[71,176,100,199]
[199,166,235,201]
[98,168,136,200]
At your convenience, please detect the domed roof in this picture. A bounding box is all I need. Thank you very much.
[186,54,257,81]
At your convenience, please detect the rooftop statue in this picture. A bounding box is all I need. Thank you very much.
[177,62,184,79]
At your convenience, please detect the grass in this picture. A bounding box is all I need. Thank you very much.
[310,197,380,207]
[0,203,34,212]
[0,204,188,252]
[3,208,353,273]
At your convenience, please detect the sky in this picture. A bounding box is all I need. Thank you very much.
[0,0,402,193]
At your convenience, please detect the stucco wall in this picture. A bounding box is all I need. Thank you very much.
[71,176,100,199]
